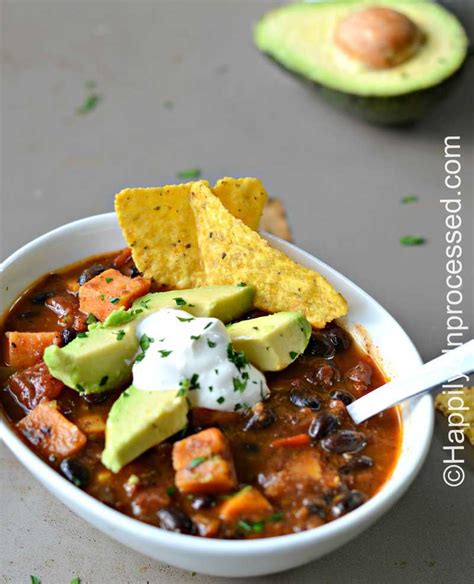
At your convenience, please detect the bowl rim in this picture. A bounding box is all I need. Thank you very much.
[0,212,434,555]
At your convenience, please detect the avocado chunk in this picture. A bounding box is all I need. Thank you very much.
[254,1,468,125]
[228,311,311,371]
[101,386,188,473]
[133,284,255,323]
[44,321,137,394]
[44,285,255,394]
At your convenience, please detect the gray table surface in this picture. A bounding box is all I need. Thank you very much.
[1,1,473,583]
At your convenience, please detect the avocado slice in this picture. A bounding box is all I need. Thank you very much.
[254,1,468,125]
[227,311,311,371]
[44,321,138,394]
[44,285,255,394]
[133,284,255,323]
[101,386,188,473]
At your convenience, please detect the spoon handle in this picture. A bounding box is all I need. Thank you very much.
[347,339,474,424]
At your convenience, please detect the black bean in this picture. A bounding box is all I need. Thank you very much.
[77,263,106,286]
[83,391,111,405]
[61,328,77,346]
[304,333,335,360]
[130,266,141,278]
[60,458,90,487]
[157,507,195,534]
[289,391,321,411]
[304,501,327,518]
[304,362,341,387]
[339,455,374,474]
[243,405,277,431]
[31,291,55,305]
[330,389,355,405]
[18,310,39,320]
[327,326,352,352]
[331,490,367,518]
[191,495,217,510]
[308,412,339,440]
[321,430,367,454]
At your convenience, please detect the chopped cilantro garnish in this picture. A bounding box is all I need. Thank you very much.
[173,297,186,306]
[123,390,130,397]
[252,326,259,331]
[180,374,200,391]
[116,329,126,341]
[190,335,201,341]
[217,396,225,404]
[177,168,201,179]
[70,578,81,584]
[269,512,283,522]
[233,377,248,393]
[188,455,208,469]
[86,313,98,325]
[177,387,187,397]
[77,93,101,114]
[237,519,264,533]
[401,195,418,204]
[289,351,298,360]
[400,235,425,246]
[30,577,41,584]
[139,334,154,352]
[207,339,216,348]
[237,282,247,287]
[204,322,212,330]
[105,277,113,283]
[135,352,145,363]
[77,332,88,338]
[234,403,242,411]
[99,375,108,387]
[208,386,213,392]
[227,343,248,371]
[166,485,178,496]
[177,316,194,323]
[139,298,151,309]
[159,349,172,357]
[214,368,219,375]
[109,297,120,304]
[76,384,85,393]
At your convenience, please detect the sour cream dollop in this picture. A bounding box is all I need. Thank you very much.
[132,309,269,412]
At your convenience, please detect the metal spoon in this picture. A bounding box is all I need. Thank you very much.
[347,339,474,424]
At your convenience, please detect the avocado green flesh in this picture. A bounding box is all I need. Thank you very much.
[101,386,188,473]
[227,311,311,371]
[255,0,468,98]
[44,285,255,394]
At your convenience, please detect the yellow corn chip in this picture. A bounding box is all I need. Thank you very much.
[189,181,347,328]
[115,178,268,289]
[435,386,474,445]
[213,177,268,231]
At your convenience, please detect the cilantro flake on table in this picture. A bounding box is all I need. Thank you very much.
[400,235,426,246]
[177,168,201,179]
[401,195,419,204]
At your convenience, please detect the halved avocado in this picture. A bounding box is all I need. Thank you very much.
[254,1,469,125]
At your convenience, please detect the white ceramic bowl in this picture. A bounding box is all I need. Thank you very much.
[0,213,433,577]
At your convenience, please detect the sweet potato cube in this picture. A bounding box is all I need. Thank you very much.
[5,361,64,411]
[219,487,272,523]
[79,268,151,321]
[17,400,86,459]
[5,331,61,369]
[76,413,106,435]
[172,428,237,494]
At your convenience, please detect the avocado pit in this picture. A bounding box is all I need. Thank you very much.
[335,6,424,69]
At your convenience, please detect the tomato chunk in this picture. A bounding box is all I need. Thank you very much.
[17,400,86,459]
[172,428,237,495]
[78,268,151,321]
[5,361,64,411]
[5,331,61,369]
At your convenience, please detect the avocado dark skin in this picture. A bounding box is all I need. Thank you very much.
[264,52,467,126]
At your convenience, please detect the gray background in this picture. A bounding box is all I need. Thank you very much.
[1,1,473,583]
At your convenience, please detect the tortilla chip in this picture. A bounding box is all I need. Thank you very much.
[213,177,268,230]
[261,198,292,242]
[189,181,347,328]
[115,178,268,289]
[435,386,474,445]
